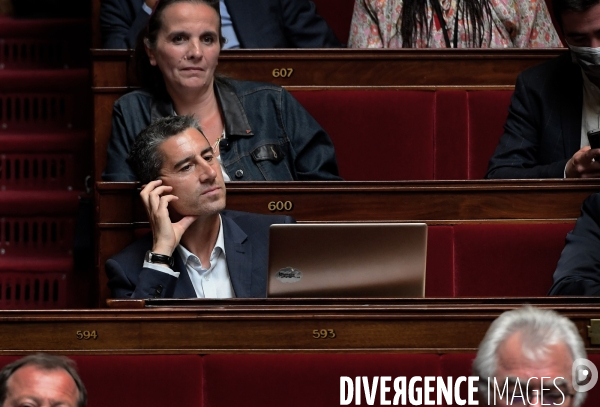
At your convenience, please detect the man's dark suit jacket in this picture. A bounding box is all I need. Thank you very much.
[106,210,294,299]
[486,52,583,179]
[549,193,600,296]
[100,0,342,49]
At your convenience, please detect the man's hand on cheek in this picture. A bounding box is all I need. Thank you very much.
[140,179,197,256]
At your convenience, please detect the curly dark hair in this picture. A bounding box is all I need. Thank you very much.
[128,115,205,184]
[134,0,225,100]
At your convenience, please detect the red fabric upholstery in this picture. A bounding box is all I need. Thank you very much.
[71,355,203,407]
[466,91,512,179]
[311,0,355,45]
[584,355,600,407]
[440,354,477,407]
[203,354,440,407]
[292,90,435,180]
[435,91,469,180]
[453,223,575,296]
[426,226,454,297]
[292,89,513,180]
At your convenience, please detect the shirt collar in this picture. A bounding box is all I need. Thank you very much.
[149,80,254,138]
[582,67,600,98]
[176,215,226,269]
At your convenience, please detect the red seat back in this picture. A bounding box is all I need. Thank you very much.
[203,354,441,407]
[453,223,574,296]
[292,90,435,181]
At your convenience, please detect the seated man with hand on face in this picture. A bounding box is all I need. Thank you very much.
[473,306,585,407]
[106,115,294,299]
[486,0,600,179]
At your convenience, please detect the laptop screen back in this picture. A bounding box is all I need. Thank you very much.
[267,223,427,298]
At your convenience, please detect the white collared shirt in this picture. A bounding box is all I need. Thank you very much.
[564,70,600,177]
[142,215,235,298]
[580,70,600,149]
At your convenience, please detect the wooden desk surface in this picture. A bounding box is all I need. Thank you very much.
[95,180,600,305]
[97,179,600,224]
[1,299,599,354]
[92,48,566,88]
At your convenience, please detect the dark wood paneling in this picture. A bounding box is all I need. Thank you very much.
[0,299,599,353]
[97,180,600,224]
[94,180,599,304]
[91,49,566,88]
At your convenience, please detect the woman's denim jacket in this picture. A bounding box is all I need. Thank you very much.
[102,79,341,181]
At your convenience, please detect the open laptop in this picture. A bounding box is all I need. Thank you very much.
[267,223,427,298]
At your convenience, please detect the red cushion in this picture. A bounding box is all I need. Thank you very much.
[435,91,469,180]
[426,226,454,297]
[453,223,575,296]
[292,90,435,181]
[440,354,477,407]
[467,91,513,179]
[71,355,203,407]
[584,355,600,407]
[203,354,440,407]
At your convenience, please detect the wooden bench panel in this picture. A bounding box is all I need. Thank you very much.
[94,180,599,304]
[92,49,565,88]
[1,299,600,353]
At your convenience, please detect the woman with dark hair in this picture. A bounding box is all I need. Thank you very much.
[103,0,341,181]
[348,0,562,48]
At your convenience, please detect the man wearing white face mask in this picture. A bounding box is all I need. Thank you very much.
[486,0,600,179]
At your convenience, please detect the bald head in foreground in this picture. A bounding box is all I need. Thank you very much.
[0,354,86,407]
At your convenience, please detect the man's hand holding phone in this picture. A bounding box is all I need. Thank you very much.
[565,146,600,178]
[140,180,198,257]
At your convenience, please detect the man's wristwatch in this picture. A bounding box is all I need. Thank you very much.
[145,251,175,269]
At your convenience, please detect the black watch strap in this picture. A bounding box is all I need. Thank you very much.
[148,251,175,268]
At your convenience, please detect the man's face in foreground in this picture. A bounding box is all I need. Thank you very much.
[489,332,574,406]
[2,364,79,407]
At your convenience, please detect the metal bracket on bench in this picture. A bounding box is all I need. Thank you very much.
[588,320,600,345]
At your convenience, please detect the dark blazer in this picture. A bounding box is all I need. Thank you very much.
[106,210,295,299]
[549,193,600,296]
[486,52,583,179]
[100,0,341,49]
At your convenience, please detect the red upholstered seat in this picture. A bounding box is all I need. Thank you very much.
[466,91,513,179]
[434,91,469,180]
[440,354,477,407]
[453,223,575,296]
[585,355,600,406]
[426,226,454,297]
[203,354,440,407]
[292,89,512,181]
[292,90,435,181]
[434,91,512,180]
[71,355,203,407]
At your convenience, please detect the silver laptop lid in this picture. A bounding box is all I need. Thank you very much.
[268,223,427,298]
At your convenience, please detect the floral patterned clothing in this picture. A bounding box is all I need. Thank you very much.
[348,0,562,48]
